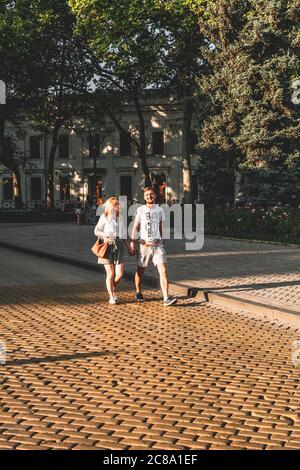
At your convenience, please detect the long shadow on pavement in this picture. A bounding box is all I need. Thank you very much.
[0,282,135,306]
[2,350,117,366]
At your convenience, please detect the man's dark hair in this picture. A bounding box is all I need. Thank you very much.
[143,186,155,193]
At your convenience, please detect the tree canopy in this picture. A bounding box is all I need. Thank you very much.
[1,0,299,207]
[196,0,300,172]
[0,0,94,207]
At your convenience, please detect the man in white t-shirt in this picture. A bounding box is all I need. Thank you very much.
[130,187,177,306]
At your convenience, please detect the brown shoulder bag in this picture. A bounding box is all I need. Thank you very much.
[91,239,110,258]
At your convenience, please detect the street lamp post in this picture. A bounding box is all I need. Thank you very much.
[87,126,97,204]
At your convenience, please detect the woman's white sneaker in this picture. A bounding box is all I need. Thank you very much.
[109,298,117,305]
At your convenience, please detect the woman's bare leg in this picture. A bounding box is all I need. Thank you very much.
[104,264,115,301]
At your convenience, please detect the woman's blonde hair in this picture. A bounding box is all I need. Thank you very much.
[104,197,119,217]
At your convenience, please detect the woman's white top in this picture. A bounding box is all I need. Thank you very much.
[94,214,127,240]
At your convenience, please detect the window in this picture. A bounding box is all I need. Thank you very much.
[152,131,164,155]
[89,133,100,158]
[88,176,102,201]
[60,176,70,200]
[30,136,41,159]
[120,175,132,200]
[3,137,12,157]
[31,177,42,201]
[3,177,13,200]
[58,135,69,159]
[120,131,131,157]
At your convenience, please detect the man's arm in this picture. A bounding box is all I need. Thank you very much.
[130,219,140,241]
[129,217,140,254]
[159,207,165,238]
[159,220,163,238]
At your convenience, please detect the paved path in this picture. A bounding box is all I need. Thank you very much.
[0,248,300,450]
[0,245,98,286]
[0,248,300,451]
[0,222,299,315]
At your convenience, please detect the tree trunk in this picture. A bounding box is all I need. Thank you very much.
[47,123,61,210]
[133,94,151,187]
[138,145,151,187]
[105,103,151,187]
[43,131,48,209]
[182,96,193,204]
[0,108,23,208]
[234,168,243,205]
[0,109,4,159]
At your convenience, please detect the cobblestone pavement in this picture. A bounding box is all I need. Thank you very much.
[0,223,299,313]
[1,282,300,450]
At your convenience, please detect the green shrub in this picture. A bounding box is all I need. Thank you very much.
[205,205,300,244]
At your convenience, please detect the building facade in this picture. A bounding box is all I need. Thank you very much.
[0,91,200,210]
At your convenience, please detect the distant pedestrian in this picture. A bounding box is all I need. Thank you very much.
[130,187,177,306]
[95,196,105,221]
[75,197,83,225]
[94,197,134,304]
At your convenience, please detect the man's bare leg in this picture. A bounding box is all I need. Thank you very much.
[114,263,124,288]
[135,266,145,294]
[156,262,169,301]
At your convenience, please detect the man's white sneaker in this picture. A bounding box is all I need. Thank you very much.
[109,298,117,305]
[163,297,177,307]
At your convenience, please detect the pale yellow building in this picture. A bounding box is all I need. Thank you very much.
[0,91,200,209]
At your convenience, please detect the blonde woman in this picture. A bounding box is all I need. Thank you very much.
[94,197,133,304]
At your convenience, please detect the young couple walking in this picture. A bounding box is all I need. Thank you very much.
[94,187,177,307]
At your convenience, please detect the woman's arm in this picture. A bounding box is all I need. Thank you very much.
[94,216,107,238]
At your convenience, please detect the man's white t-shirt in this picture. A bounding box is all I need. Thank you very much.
[135,204,165,242]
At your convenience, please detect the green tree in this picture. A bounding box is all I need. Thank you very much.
[1,0,93,209]
[70,0,171,187]
[0,0,36,207]
[152,0,207,203]
[24,0,93,210]
[0,98,25,208]
[71,0,208,200]
[196,0,300,204]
